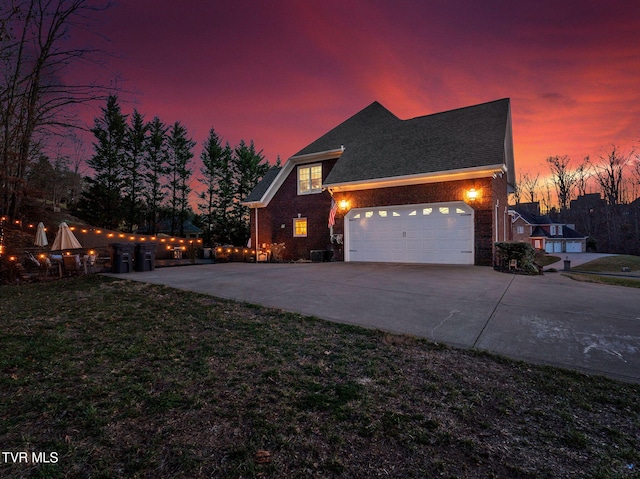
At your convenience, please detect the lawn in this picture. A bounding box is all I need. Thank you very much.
[1,276,639,478]
[565,255,640,288]
[572,255,640,273]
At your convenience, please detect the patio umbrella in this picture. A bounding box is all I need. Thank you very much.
[50,222,82,251]
[34,222,48,247]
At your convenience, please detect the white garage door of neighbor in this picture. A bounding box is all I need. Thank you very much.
[545,241,563,253]
[566,241,582,253]
[345,201,474,265]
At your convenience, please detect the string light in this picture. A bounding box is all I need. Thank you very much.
[0,219,204,260]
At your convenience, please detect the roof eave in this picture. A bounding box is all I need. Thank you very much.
[324,164,506,192]
[241,148,344,208]
[289,147,344,164]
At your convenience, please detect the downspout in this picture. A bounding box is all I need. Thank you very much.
[255,207,259,262]
[503,206,507,241]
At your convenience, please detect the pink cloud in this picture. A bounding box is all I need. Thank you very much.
[61,0,640,189]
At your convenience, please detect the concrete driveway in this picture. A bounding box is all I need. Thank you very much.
[110,262,640,384]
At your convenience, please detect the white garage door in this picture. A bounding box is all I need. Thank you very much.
[566,241,582,253]
[345,201,474,264]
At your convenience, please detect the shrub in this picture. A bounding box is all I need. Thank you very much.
[494,242,541,275]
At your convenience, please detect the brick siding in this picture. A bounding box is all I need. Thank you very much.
[252,168,507,266]
[333,176,501,266]
[250,159,338,261]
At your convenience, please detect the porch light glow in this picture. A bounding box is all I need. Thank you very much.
[467,188,479,201]
[338,199,349,210]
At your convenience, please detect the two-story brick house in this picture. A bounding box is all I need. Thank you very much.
[243,98,516,265]
[509,204,587,253]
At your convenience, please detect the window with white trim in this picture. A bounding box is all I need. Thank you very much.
[293,218,307,237]
[298,164,322,195]
[517,226,524,234]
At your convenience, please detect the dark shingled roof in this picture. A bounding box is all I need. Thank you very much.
[292,99,511,185]
[514,208,556,226]
[530,225,586,239]
[243,167,281,203]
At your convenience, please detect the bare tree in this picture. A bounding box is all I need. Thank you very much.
[519,172,540,204]
[593,145,629,206]
[546,155,577,211]
[511,177,521,205]
[0,0,110,219]
[541,182,554,215]
[630,152,640,200]
[574,156,592,197]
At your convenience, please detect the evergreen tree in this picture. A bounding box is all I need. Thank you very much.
[122,110,148,232]
[230,140,269,245]
[198,128,224,245]
[166,121,194,236]
[76,95,127,229]
[215,144,236,244]
[143,117,168,235]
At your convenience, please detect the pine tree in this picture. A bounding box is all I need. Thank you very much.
[216,144,236,244]
[122,110,148,232]
[76,95,127,229]
[231,140,269,245]
[143,117,168,235]
[198,128,224,245]
[166,121,194,236]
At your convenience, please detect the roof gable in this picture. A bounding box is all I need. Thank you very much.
[317,98,513,187]
[294,102,399,157]
[243,167,281,203]
[244,98,515,206]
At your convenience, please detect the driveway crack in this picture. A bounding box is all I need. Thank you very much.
[472,273,516,349]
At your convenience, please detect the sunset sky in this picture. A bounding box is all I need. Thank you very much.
[75,0,639,182]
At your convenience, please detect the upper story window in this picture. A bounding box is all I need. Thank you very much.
[298,164,322,195]
[517,226,524,234]
[550,225,556,235]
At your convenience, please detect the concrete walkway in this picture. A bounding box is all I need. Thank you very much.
[108,262,640,384]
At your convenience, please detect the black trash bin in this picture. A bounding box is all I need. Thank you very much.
[310,250,323,262]
[310,250,332,262]
[134,242,156,272]
[110,243,135,273]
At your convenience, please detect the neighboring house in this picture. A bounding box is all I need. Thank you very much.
[509,204,587,253]
[569,193,606,212]
[243,98,515,265]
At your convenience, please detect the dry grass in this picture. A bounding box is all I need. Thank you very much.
[565,255,640,288]
[572,255,640,274]
[563,272,640,288]
[1,276,639,478]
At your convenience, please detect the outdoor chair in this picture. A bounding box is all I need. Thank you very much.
[84,254,96,274]
[62,255,82,276]
[36,254,55,277]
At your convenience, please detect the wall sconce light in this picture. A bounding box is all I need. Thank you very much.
[467,188,480,202]
[338,199,349,210]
